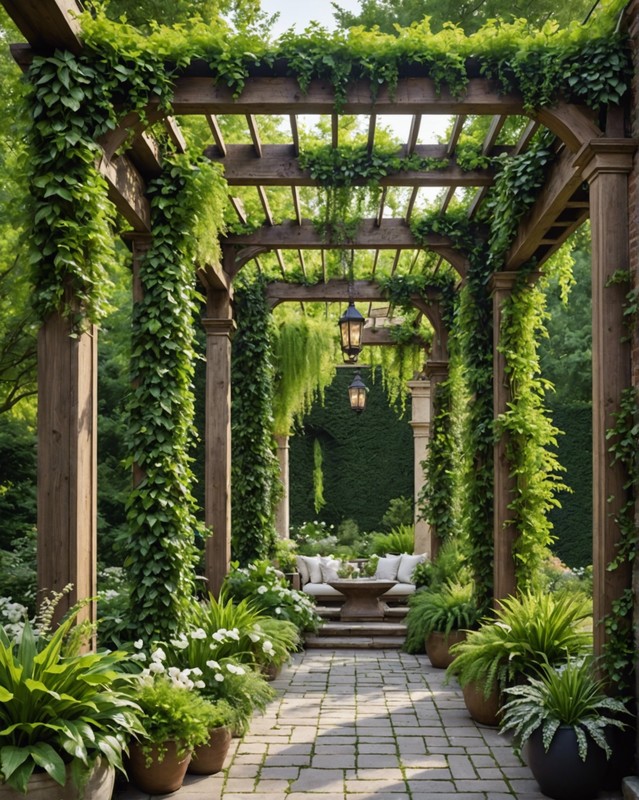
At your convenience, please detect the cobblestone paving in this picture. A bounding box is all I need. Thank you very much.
[115,649,623,800]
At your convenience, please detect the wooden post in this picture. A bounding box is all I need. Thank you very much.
[407,378,432,558]
[37,313,97,628]
[203,290,235,597]
[274,434,290,539]
[424,359,449,561]
[491,271,519,603]
[574,139,635,658]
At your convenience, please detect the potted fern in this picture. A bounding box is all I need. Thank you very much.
[0,614,144,799]
[404,580,479,667]
[500,659,629,800]
[446,590,592,727]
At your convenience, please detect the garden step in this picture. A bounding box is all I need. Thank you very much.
[305,634,405,649]
[319,621,407,636]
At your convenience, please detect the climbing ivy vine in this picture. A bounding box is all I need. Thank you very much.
[231,276,280,564]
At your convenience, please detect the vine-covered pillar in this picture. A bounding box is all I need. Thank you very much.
[37,313,98,628]
[491,271,519,603]
[574,139,635,658]
[407,377,432,557]
[424,359,450,559]
[274,434,290,538]
[203,289,236,597]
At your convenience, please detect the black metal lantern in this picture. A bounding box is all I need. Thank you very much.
[348,371,368,413]
[338,301,365,363]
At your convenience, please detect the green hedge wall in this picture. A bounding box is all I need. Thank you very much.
[547,402,592,568]
[289,367,414,531]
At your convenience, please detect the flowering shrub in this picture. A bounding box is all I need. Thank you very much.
[223,561,321,632]
[290,520,339,555]
[0,597,30,642]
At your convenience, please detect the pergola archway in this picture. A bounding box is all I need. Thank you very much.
[2,0,636,676]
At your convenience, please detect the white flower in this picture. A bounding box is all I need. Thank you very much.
[191,667,203,676]
[262,640,275,654]
[227,628,240,641]
[151,647,166,662]
[214,673,225,682]
[190,628,207,640]
[257,585,267,595]
[149,661,164,674]
[226,663,246,675]
[275,607,282,615]
[195,680,205,689]
[133,639,144,650]
[212,630,227,643]
[248,632,261,643]
[168,667,181,678]
[130,652,147,662]
[206,660,221,671]
[170,634,189,650]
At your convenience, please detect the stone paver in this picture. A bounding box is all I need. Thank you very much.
[114,649,624,800]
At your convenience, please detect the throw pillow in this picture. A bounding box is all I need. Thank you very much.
[397,553,426,584]
[299,555,323,584]
[296,555,310,585]
[375,554,401,581]
[320,556,341,582]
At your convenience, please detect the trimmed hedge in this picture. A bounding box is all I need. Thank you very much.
[289,367,413,531]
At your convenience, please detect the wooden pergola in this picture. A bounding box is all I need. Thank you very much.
[2,0,637,672]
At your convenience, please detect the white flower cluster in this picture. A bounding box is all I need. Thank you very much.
[204,657,246,683]
[138,645,205,690]
[0,597,30,643]
[247,625,275,655]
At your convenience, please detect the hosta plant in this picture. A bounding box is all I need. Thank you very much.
[500,659,628,761]
[0,613,144,793]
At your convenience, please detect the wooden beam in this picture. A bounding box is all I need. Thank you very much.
[440,186,456,213]
[447,115,467,155]
[362,328,424,346]
[292,186,302,225]
[289,115,300,156]
[331,114,339,149]
[98,154,151,232]
[275,250,287,276]
[482,115,506,154]
[506,146,587,269]
[257,185,274,226]
[513,120,540,155]
[197,262,233,294]
[229,196,248,225]
[204,143,500,186]
[206,114,227,156]
[246,114,263,158]
[223,218,457,251]
[376,187,388,227]
[298,250,307,276]
[407,114,422,155]
[165,116,187,153]
[367,114,377,154]
[406,187,419,223]
[2,0,82,53]
[128,132,163,179]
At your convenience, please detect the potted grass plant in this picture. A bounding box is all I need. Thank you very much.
[0,613,144,799]
[499,659,629,800]
[404,580,479,667]
[446,590,592,727]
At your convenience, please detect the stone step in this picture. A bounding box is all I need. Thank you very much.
[315,605,409,621]
[305,634,405,649]
[320,621,407,637]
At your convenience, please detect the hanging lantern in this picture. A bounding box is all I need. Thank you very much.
[338,301,365,363]
[348,371,368,413]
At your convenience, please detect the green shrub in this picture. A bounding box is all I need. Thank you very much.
[404,581,478,654]
[371,525,414,556]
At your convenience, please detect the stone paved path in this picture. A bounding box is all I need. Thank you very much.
[115,648,624,800]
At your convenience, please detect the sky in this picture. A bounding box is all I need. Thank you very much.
[260,0,361,35]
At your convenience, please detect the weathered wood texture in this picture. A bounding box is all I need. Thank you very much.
[37,313,97,628]
[2,0,82,53]
[203,300,235,598]
[576,140,635,659]
[491,272,520,604]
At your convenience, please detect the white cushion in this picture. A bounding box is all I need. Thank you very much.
[320,556,341,582]
[375,554,401,581]
[302,582,344,598]
[296,555,310,584]
[381,583,416,597]
[397,553,426,584]
[299,555,323,584]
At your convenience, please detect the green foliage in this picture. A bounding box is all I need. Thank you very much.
[231,277,280,564]
[0,612,144,793]
[381,496,414,530]
[601,386,639,693]
[447,590,592,696]
[222,561,321,632]
[289,368,413,532]
[313,439,326,514]
[272,312,336,436]
[404,580,479,653]
[370,525,414,555]
[124,158,226,640]
[500,659,629,761]
[412,538,469,590]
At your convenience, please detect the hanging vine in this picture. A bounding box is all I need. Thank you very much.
[231,276,280,565]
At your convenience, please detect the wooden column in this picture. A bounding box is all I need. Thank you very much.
[203,289,235,597]
[575,139,635,658]
[491,271,519,603]
[37,312,97,628]
[274,434,290,539]
[424,359,450,561]
[407,378,432,558]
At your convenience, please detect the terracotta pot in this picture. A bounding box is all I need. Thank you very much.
[262,662,282,681]
[461,680,502,727]
[0,757,114,800]
[127,740,191,795]
[425,630,467,669]
[188,726,232,775]
[527,725,607,800]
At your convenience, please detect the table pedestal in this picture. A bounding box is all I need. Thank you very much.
[327,579,397,622]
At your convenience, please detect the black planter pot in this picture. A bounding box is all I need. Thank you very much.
[527,725,608,800]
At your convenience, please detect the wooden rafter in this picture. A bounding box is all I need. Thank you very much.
[165,116,187,153]
[289,115,300,155]
[367,114,377,153]
[229,196,248,225]
[331,114,339,149]
[376,188,388,227]
[291,186,303,225]
[257,185,274,226]
[275,249,287,276]
[447,114,467,155]
[407,114,422,155]
[206,114,227,156]
[246,114,263,157]
[405,187,419,223]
